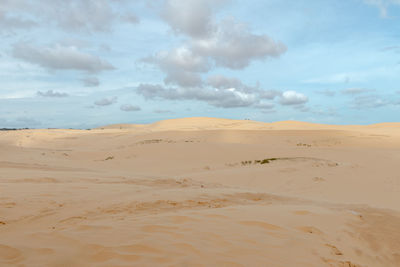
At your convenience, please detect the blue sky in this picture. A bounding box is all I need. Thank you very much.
[1,0,400,128]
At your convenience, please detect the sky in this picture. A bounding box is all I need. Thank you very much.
[1,0,400,128]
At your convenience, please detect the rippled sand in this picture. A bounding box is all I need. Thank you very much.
[1,118,400,266]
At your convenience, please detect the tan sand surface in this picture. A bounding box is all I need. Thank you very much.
[1,117,400,266]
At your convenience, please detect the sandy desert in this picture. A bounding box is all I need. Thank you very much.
[1,117,400,266]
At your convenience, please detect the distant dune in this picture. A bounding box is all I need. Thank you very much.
[1,117,400,266]
[99,117,400,131]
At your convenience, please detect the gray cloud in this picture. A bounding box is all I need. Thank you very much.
[350,94,389,109]
[314,107,338,117]
[161,0,227,38]
[0,116,41,128]
[81,77,100,87]
[37,90,68,98]
[145,0,286,88]
[137,80,300,109]
[121,13,140,25]
[190,17,287,70]
[381,46,400,53]
[94,97,118,106]
[315,89,336,97]
[137,83,258,108]
[0,10,36,32]
[138,0,305,111]
[154,109,173,114]
[0,0,139,33]
[279,91,309,105]
[254,103,275,110]
[13,43,115,73]
[143,46,210,87]
[120,104,141,112]
[342,88,374,95]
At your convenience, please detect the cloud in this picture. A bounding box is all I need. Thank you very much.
[303,73,353,84]
[161,0,227,38]
[94,97,117,106]
[0,0,139,33]
[145,0,286,88]
[0,116,41,128]
[310,107,338,117]
[137,83,259,108]
[315,89,336,97]
[121,13,140,25]
[0,11,36,32]
[381,46,400,53]
[37,90,68,97]
[254,103,275,110]
[207,74,281,99]
[137,81,304,109]
[81,77,100,87]
[190,17,287,70]
[12,43,115,73]
[143,46,210,87]
[279,91,309,105]
[120,104,141,112]
[350,94,389,109]
[141,1,287,111]
[342,88,374,95]
[154,109,173,114]
[364,0,400,17]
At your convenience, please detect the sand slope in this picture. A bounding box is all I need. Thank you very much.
[1,117,400,266]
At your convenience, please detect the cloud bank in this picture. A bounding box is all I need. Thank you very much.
[138,0,306,110]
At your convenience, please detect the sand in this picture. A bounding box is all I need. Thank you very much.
[1,117,400,266]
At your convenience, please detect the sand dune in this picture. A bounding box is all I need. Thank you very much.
[1,117,400,266]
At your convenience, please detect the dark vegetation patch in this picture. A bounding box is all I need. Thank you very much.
[297,143,312,147]
[241,158,282,166]
[0,128,29,131]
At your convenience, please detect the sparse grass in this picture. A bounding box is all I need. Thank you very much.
[238,158,281,166]
[297,143,311,147]
[260,158,279,164]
